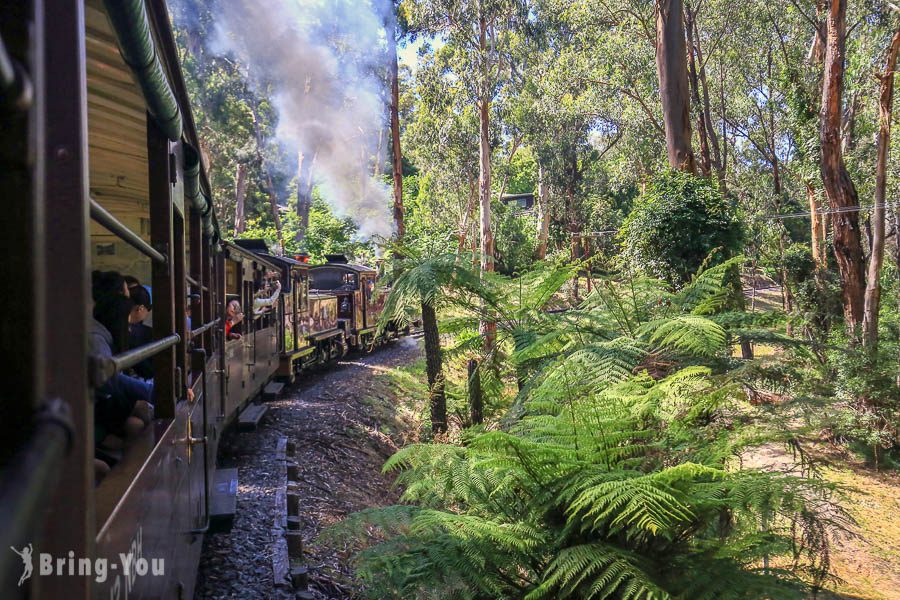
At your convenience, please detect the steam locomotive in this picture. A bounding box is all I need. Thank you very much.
[0,1,398,598]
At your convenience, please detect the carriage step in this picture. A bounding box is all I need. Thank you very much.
[209,468,238,533]
[238,403,268,431]
[263,381,285,401]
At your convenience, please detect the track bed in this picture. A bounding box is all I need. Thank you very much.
[195,338,424,599]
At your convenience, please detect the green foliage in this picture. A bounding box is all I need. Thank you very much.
[493,200,538,275]
[621,171,743,285]
[333,264,848,598]
[238,196,374,263]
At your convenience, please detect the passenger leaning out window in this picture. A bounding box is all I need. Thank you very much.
[226,299,244,340]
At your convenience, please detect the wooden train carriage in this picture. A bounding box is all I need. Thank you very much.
[222,242,281,418]
[0,0,234,598]
[232,240,345,381]
[308,255,392,350]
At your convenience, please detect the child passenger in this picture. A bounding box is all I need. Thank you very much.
[91,271,153,455]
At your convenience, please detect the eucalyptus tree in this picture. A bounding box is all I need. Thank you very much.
[402,0,532,350]
[656,0,697,171]
[403,45,482,252]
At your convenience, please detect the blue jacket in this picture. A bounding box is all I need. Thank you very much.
[90,319,153,402]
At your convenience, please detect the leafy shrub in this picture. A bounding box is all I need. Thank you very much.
[621,171,743,286]
[781,243,842,340]
[493,199,538,275]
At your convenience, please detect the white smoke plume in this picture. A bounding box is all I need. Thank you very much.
[210,0,393,239]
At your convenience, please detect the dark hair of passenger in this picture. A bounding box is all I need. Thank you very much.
[130,285,152,311]
[123,275,141,289]
[92,270,132,354]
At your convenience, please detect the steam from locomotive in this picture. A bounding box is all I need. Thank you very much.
[209,0,393,239]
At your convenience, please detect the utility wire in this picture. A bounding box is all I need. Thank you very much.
[565,203,900,237]
[759,202,900,220]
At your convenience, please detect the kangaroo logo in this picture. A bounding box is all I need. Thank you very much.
[10,544,33,586]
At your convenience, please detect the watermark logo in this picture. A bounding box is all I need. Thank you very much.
[8,534,164,590]
[10,544,33,586]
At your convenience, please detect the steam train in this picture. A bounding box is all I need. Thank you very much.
[0,1,397,598]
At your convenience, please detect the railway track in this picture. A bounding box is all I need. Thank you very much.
[195,339,423,599]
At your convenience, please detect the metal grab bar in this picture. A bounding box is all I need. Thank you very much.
[190,318,219,340]
[90,334,180,385]
[90,197,166,264]
[185,274,209,292]
[188,349,210,534]
[0,399,73,592]
[0,31,32,111]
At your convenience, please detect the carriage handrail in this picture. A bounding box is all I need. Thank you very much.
[90,197,166,264]
[0,399,73,592]
[89,334,181,386]
[185,274,209,292]
[190,318,219,340]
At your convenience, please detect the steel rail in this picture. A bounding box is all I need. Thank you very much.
[190,318,219,340]
[112,334,181,372]
[185,274,208,292]
[90,334,181,386]
[90,197,166,264]
[0,399,73,593]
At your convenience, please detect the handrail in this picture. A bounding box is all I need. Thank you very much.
[0,31,32,111]
[90,334,180,385]
[0,399,73,593]
[190,318,219,340]
[188,349,210,534]
[185,274,208,292]
[90,197,166,264]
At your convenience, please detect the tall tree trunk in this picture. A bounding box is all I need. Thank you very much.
[296,151,316,244]
[862,26,900,348]
[234,162,249,235]
[496,137,521,203]
[685,5,712,177]
[535,161,551,260]
[806,182,826,267]
[388,28,405,243]
[656,0,697,172]
[808,0,827,64]
[693,15,724,186]
[819,0,866,335]
[421,301,446,434]
[458,175,478,254]
[467,359,483,426]
[478,10,496,350]
[251,105,284,253]
[719,57,728,193]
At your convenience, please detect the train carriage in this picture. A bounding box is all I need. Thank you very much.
[1,0,264,597]
[0,1,412,598]
[221,242,282,420]
[232,240,346,382]
[308,255,394,351]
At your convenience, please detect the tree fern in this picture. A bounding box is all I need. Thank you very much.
[333,264,849,599]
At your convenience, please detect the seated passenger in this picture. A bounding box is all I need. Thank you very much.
[128,285,154,380]
[225,299,244,340]
[123,274,141,293]
[91,271,153,452]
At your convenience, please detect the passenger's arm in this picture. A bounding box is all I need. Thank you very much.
[253,281,281,314]
[107,373,153,403]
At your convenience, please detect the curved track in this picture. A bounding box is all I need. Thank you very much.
[195,338,423,599]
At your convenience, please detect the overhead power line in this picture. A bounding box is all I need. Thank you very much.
[759,202,900,220]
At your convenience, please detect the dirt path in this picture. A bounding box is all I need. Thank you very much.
[195,338,424,599]
[745,444,900,600]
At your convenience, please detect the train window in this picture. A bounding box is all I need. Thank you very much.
[225,260,239,295]
[338,295,352,319]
